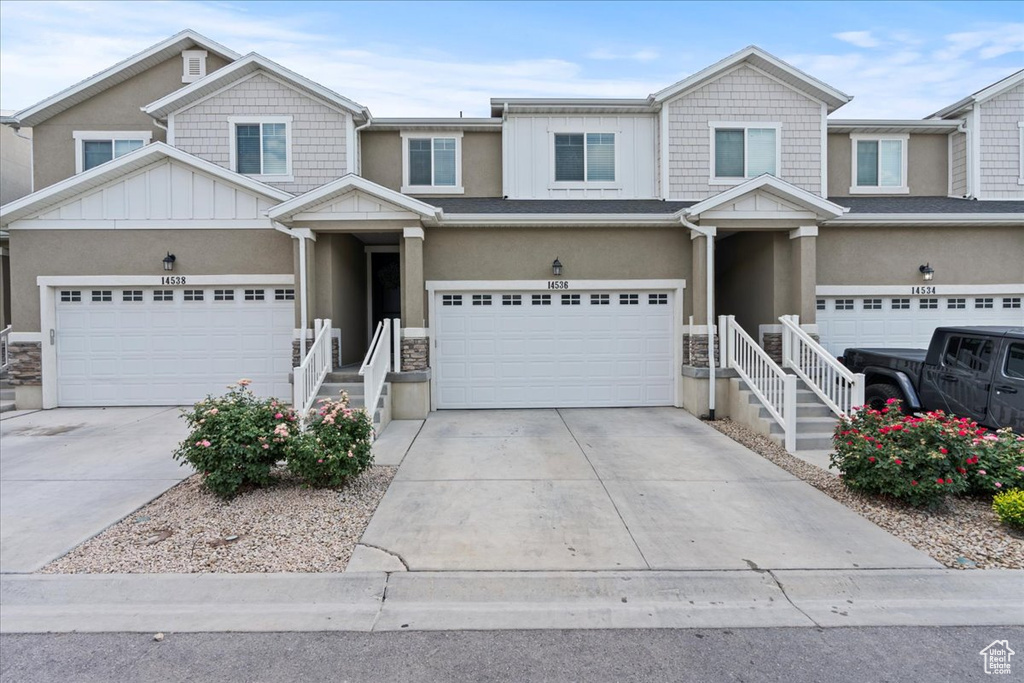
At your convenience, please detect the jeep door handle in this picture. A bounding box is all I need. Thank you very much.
[941,374,959,383]
[994,385,1018,394]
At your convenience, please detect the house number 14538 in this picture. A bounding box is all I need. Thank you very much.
[161,276,187,285]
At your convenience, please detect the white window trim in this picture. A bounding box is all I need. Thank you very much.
[1018,122,1024,185]
[400,130,464,194]
[548,131,621,189]
[181,49,208,83]
[227,116,294,182]
[708,122,782,186]
[72,131,153,174]
[849,133,910,195]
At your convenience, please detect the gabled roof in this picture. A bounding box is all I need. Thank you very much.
[266,175,441,222]
[0,142,291,226]
[929,69,1024,119]
[12,30,240,128]
[651,46,852,112]
[143,53,369,121]
[685,175,848,220]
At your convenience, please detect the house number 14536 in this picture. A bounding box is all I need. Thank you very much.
[547,281,570,290]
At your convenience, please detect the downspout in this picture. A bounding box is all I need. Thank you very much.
[353,112,373,176]
[273,221,309,358]
[680,214,716,420]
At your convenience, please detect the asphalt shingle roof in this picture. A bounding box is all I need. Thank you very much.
[829,196,1024,214]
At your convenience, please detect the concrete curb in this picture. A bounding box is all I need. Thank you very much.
[2,569,1020,633]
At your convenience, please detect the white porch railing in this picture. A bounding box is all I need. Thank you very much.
[0,325,11,373]
[780,315,864,418]
[293,318,332,418]
[725,315,797,453]
[359,317,399,422]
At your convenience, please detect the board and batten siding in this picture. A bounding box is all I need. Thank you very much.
[950,131,968,197]
[173,72,350,195]
[502,115,657,199]
[34,160,276,221]
[979,82,1024,199]
[665,64,824,200]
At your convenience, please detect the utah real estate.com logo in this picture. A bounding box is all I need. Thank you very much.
[980,641,1014,675]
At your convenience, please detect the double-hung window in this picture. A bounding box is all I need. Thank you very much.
[229,116,292,179]
[73,131,152,173]
[553,133,615,183]
[710,123,779,182]
[850,134,908,194]
[401,132,463,193]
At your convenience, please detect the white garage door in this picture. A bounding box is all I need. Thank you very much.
[434,290,675,408]
[56,286,295,406]
[817,293,1023,356]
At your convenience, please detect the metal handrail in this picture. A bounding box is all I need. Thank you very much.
[779,315,864,418]
[725,316,796,452]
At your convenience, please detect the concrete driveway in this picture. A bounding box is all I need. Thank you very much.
[357,408,939,572]
[0,407,191,573]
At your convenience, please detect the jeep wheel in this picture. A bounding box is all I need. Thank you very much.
[864,383,905,412]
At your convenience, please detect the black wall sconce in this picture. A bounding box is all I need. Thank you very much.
[552,258,563,277]
[919,263,934,281]
[163,252,176,271]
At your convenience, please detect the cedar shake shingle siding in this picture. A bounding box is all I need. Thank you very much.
[979,82,1024,199]
[173,72,349,194]
[950,131,968,197]
[665,65,823,200]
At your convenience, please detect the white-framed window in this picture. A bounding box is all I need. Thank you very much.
[73,131,152,173]
[228,116,293,180]
[1018,122,1024,185]
[181,49,208,83]
[552,132,616,183]
[850,134,909,194]
[709,122,780,184]
[401,131,464,194]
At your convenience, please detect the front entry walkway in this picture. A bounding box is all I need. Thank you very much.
[355,409,938,572]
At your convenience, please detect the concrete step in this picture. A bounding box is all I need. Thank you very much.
[769,431,835,452]
[769,416,839,435]
[759,402,834,419]
[0,389,14,402]
[0,400,15,414]
[325,370,364,383]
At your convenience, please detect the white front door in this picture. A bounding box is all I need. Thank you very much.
[55,285,295,406]
[817,293,1023,356]
[433,289,676,408]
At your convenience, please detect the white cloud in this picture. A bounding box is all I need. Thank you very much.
[936,23,1024,61]
[588,48,660,62]
[833,31,880,48]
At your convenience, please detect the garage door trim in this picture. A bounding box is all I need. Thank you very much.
[38,274,296,409]
[425,279,687,410]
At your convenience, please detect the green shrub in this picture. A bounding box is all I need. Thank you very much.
[287,393,374,488]
[992,489,1024,529]
[173,380,299,498]
[967,428,1024,495]
[831,400,972,506]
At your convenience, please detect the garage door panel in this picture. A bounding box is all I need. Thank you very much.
[56,286,293,406]
[436,289,675,408]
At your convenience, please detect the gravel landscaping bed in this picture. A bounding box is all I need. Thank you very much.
[41,466,396,574]
[706,418,1024,570]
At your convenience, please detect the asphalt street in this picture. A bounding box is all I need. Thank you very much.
[2,626,1021,682]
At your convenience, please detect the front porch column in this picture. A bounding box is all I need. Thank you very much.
[686,228,716,368]
[789,226,818,324]
[400,227,427,371]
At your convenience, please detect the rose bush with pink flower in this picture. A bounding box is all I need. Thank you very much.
[173,380,299,498]
[286,392,374,488]
[831,399,1023,507]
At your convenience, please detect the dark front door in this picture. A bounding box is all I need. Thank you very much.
[370,252,401,332]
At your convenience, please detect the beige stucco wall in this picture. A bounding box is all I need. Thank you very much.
[360,130,502,197]
[10,228,294,332]
[827,133,948,197]
[950,131,967,197]
[1,120,32,204]
[817,225,1024,285]
[311,233,368,365]
[422,225,693,324]
[32,53,231,191]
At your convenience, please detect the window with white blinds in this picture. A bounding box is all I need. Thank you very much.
[554,132,615,182]
[232,118,290,176]
[851,135,907,193]
[712,124,778,179]
[403,134,461,190]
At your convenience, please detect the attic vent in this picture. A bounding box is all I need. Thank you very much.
[181,49,208,83]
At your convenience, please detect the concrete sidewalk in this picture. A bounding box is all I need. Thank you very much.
[1,569,1020,633]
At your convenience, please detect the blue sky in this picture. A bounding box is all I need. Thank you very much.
[1,1,1021,118]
